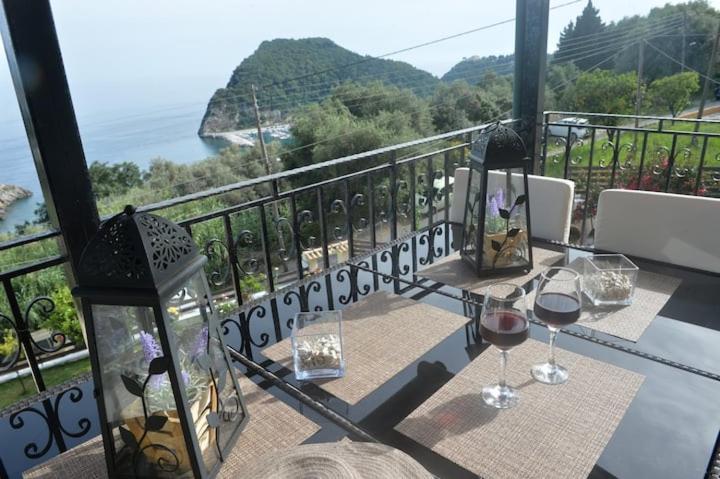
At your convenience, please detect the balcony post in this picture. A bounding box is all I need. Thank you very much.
[0,0,99,273]
[513,0,550,174]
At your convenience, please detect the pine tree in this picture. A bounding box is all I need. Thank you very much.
[554,0,607,70]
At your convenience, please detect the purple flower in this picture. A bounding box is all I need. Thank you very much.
[191,325,209,359]
[139,330,161,362]
[488,196,500,218]
[181,370,191,386]
[495,188,505,209]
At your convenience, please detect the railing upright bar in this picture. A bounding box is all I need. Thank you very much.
[389,152,398,241]
[3,279,45,392]
[541,112,550,176]
[426,155,434,229]
[290,194,304,281]
[609,130,622,189]
[258,206,275,293]
[344,180,354,260]
[695,136,709,196]
[563,126,573,179]
[410,160,417,232]
[317,188,330,270]
[443,151,451,254]
[222,214,243,307]
[636,131,650,188]
[368,173,377,250]
[665,134,679,193]
[579,128,597,244]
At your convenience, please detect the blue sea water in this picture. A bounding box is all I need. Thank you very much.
[0,106,229,234]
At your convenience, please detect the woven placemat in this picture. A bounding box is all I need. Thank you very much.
[419,247,566,293]
[24,376,321,479]
[262,291,468,405]
[396,338,644,479]
[527,259,681,342]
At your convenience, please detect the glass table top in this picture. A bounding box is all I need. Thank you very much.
[226,225,720,479]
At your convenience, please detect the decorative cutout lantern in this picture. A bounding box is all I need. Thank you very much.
[73,206,248,478]
[461,123,533,276]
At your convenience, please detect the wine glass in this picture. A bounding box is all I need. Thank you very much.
[480,283,529,409]
[530,267,582,385]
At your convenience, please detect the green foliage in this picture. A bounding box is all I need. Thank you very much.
[200,38,439,133]
[0,328,19,360]
[561,70,638,124]
[647,72,700,117]
[430,81,503,132]
[441,54,514,83]
[89,161,143,198]
[43,287,85,347]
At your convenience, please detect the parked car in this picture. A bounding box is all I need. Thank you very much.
[547,117,589,142]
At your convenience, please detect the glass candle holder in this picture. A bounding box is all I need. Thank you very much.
[291,311,345,380]
[582,254,639,306]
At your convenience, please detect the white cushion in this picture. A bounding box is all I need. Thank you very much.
[450,168,575,243]
[595,189,720,273]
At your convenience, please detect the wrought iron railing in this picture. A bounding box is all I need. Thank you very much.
[0,121,497,478]
[541,111,720,245]
[5,110,720,476]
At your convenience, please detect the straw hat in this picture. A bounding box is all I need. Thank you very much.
[238,442,433,479]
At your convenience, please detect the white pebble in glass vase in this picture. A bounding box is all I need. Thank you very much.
[291,311,345,380]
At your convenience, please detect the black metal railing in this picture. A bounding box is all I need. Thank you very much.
[541,111,720,245]
[0,121,498,478]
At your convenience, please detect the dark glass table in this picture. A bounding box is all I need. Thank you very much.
[226,225,720,479]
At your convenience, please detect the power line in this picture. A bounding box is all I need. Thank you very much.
[644,40,720,86]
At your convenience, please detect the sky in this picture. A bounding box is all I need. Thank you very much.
[2,0,719,122]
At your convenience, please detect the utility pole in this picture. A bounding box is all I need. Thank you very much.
[681,11,687,73]
[695,24,720,134]
[635,40,645,130]
[251,84,286,258]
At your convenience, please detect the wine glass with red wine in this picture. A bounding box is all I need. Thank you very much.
[480,283,529,409]
[531,267,582,385]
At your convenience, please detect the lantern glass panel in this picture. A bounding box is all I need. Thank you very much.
[481,169,530,271]
[91,304,191,477]
[462,164,485,259]
[164,271,246,472]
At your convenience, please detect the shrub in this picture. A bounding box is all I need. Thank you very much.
[43,287,85,348]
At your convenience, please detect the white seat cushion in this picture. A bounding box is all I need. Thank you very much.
[450,168,575,243]
[595,189,720,273]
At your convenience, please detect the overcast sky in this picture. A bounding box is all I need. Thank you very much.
[2,0,719,119]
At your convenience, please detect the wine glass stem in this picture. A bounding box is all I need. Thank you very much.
[499,349,508,388]
[548,327,558,366]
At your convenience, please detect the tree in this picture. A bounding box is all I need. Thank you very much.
[89,161,143,198]
[555,1,606,69]
[430,81,501,132]
[648,72,700,117]
[561,70,638,125]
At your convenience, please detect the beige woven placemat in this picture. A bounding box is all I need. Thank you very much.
[419,247,566,293]
[527,260,682,342]
[262,291,469,405]
[397,339,644,479]
[24,376,320,479]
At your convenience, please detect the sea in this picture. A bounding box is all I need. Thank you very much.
[0,105,231,234]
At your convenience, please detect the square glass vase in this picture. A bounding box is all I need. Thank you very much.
[582,254,639,306]
[291,311,345,380]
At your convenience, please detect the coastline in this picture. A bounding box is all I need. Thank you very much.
[0,184,32,220]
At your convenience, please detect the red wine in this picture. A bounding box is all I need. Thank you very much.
[534,292,581,326]
[480,311,529,350]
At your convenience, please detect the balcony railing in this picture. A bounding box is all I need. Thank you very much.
[542,111,720,244]
[2,111,720,477]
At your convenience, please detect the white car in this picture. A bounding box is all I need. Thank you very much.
[547,117,589,142]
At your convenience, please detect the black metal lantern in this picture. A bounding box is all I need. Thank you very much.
[73,206,248,478]
[461,123,533,276]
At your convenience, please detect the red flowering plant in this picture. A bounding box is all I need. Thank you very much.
[617,158,707,196]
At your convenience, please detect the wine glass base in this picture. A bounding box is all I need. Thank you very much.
[531,362,568,385]
[482,384,520,409]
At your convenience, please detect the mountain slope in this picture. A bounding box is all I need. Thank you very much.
[441,54,514,83]
[199,38,439,134]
